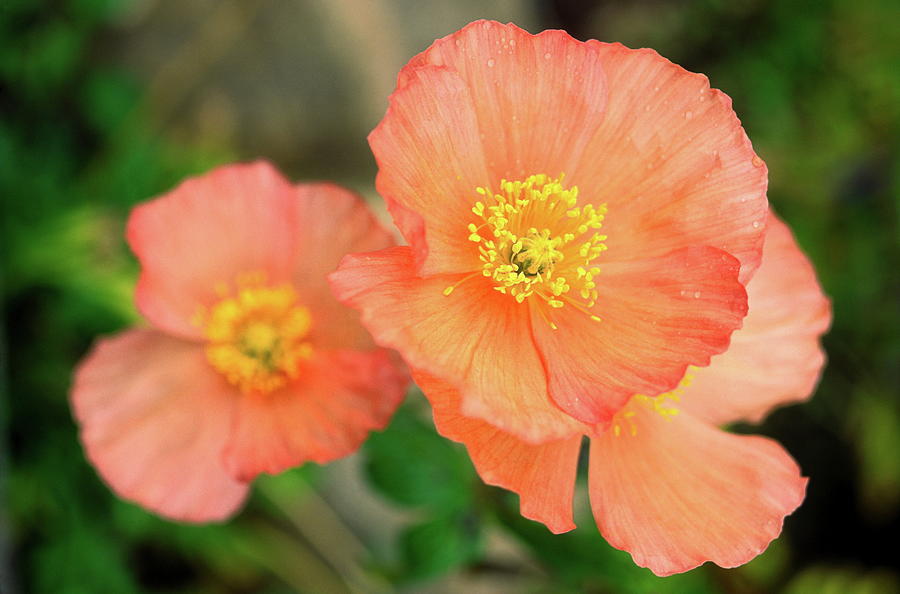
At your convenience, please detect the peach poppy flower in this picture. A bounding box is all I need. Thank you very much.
[329,20,828,574]
[417,211,830,575]
[330,20,767,441]
[71,162,407,522]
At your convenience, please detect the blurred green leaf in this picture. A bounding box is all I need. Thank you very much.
[399,512,482,582]
[784,566,899,594]
[850,390,900,520]
[364,400,475,510]
[79,70,140,136]
[31,523,138,594]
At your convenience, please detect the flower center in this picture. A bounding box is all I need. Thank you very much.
[454,174,607,323]
[203,284,312,394]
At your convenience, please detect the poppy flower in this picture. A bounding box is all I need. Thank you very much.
[329,20,829,574]
[418,212,830,575]
[330,20,769,442]
[71,161,407,522]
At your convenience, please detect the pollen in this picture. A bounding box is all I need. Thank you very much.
[612,369,696,437]
[201,284,313,394]
[454,174,607,322]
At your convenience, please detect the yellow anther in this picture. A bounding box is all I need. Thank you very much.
[202,283,312,394]
[611,372,695,437]
[463,174,607,327]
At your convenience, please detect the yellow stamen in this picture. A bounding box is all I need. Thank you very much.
[442,271,481,296]
[200,283,313,394]
[611,368,697,437]
[459,174,607,324]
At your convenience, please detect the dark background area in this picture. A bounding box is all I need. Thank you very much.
[1,0,898,592]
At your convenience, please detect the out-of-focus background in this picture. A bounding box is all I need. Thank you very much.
[1,0,898,592]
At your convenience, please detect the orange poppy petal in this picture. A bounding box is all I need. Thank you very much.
[290,183,396,350]
[532,246,748,425]
[222,349,407,481]
[71,329,248,522]
[415,370,582,533]
[403,20,609,186]
[680,213,831,425]
[589,403,807,576]
[128,161,298,340]
[570,42,768,283]
[369,65,489,275]
[330,246,584,442]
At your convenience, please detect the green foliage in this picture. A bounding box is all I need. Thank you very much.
[364,400,484,582]
[32,524,138,594]
[398,512,482,581]
[365,399,475,511]
[784,566,900,594]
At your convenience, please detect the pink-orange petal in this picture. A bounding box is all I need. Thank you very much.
[128,161,298,340]
[71,329,248,522]
[415,369,582,533]
[330,246,583,442]
[369,65,489,275]
[569,42,768,283]
[222,349,407,481]
[289,182,396,351]
[532,246,748,425]
[589,403,807,576]
[680,212,831,425]
[403,20,608,185]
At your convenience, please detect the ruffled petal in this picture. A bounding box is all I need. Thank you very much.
[533,246,748,425]
[589,402,807,576]
[680,213,831,425]
[405,20,608,184]
[330,247,583,442]
[289,183,396,350]
[71,329,248,522]
[222,349,407,481]
[415,370,582,533]
[369,65,489,274]
[128,161,298,340]
[570,42,768,283]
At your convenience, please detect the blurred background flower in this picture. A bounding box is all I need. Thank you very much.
[1,0,897,592]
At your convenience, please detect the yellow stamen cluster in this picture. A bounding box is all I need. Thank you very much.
[202,284,313,394]
[455,174,607,320]
[612,369,696,437]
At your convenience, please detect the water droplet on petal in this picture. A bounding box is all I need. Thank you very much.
[693,291,701,299]
[544,52,552,59]
[752,221,761,229]
[487,58,495,67]
[752,155,764,167]
[684,110,693,120]
[509,39,516,47]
